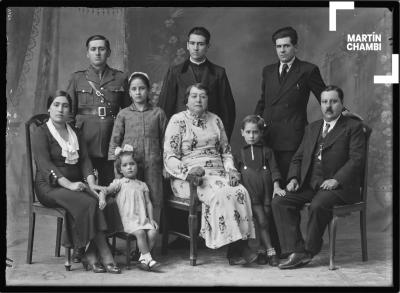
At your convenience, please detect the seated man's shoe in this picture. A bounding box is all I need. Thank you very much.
[278,252,312,269]
[257,253,268,265]
[228,256,246,266]
[72,247,85,263]
[268,254,280,267]
[242,247,258,264]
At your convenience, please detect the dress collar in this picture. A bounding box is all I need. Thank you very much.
[185,109,208,128]
[129,102,153,112]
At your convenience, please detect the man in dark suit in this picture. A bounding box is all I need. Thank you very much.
[159,26,236,140]
[254,26,326,179]
[271,85,366,269]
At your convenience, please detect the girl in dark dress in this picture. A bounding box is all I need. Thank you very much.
[235,115,286,266]
[32,90,121,273]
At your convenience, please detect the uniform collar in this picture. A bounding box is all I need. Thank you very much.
[242,141,264,149]
[181,58,214,74]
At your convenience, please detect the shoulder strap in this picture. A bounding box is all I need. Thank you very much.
[87,80,111,104]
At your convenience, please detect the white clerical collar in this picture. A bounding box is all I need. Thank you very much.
[190,57,207,65]
[323,114,341,132]
[280,56,296,73]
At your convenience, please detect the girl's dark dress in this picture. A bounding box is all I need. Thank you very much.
[235,143,282,207]
[32,122,107,248]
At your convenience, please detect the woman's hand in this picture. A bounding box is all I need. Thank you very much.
[68,181,87,192]
[98,192,107,210]
[188,166,205,177]
[150,219,159,230]
[273,187,286,198]
[88,183,106,194]
[228,169,241,187]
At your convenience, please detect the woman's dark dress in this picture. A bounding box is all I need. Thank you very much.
[32,123,107,248]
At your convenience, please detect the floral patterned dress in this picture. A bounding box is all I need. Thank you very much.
[163,110,255,249]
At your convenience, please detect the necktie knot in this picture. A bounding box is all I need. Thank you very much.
[322,123,330,138]
[280,63,289,82]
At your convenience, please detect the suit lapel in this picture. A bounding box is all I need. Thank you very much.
[269,62,282,105]
[277,58,301,98]
[308,120,323,153]
[322,116,347,150]
[100,66,116,86]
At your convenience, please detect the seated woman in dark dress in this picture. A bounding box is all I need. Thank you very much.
[32,90,121,274]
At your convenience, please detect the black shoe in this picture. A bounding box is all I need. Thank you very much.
[72,247,85,263]
[104,263,121,274]
[228,256,246,265]
[278,252,312,269]
[257,253,268,265]
[242,247,258,264]
[82,259,106,273]
[268,254,280,267]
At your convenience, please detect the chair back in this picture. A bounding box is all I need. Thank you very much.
[360,124,372,203]
[25,114,49,205]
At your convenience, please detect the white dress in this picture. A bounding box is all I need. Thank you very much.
[105,178,156,233]
[163,110,255,249]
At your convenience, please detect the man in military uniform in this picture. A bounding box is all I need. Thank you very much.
[66,35,130,262]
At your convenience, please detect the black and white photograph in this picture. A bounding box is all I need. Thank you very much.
[4,1,399,289]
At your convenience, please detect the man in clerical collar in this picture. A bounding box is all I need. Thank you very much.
[159,26,236,140]
[66,35,129,262]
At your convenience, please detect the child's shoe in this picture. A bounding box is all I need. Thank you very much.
[268,254,280,266]
[257,252,268,265]
[148,259,161,270]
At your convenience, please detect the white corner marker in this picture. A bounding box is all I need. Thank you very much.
[374,54,399,84]
[329,2,355,31]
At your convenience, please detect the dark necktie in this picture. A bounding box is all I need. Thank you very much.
[322,123,330,138]
[280,63,289,82]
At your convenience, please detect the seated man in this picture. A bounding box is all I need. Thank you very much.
[271,85,366,269]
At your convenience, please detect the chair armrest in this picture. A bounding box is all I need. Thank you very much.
[186,174,202,215]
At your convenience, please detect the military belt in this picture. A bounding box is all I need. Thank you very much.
[77,106,118,119]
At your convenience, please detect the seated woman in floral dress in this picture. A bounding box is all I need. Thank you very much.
[163,83,257,265]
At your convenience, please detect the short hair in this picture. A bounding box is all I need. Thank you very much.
[128,72,150,89]
[47,90,72,110]
[241,114,265,131]
[183,83,209,104]
[272,26,298,46]
[322,85,344,102]
[86,35,111,52]
[114,151,136,176]
[188,27,211,44]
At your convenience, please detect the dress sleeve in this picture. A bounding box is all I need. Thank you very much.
[31,125,64,184]
[163,114,189,180]
[108,111,125,160]
[104,179,122,195]
[215,116,237,172]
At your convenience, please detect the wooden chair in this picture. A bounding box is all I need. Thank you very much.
[25,114,72,271]
[304,123,372,270]
[161,174,202,266]
[108,232,137,270]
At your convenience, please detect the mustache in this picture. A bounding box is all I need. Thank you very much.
[325,108,333,113]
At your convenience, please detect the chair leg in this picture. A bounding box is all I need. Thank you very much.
[329,216,338,270]
[112,235,117,256]
[360,210,368,261]
[26,212,36,264]
[126,237,131,270]
[188,213,198,266]
[65,247,71,271]
[161,207,169,255]
[55,217,63,257]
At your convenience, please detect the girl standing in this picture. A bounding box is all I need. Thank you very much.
[108,72,167,224]
[235,115,286,266]
[99,145,160,270]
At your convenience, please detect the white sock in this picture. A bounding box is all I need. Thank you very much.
[140,252,152,264]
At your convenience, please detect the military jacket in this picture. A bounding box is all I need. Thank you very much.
[67,65,131,158]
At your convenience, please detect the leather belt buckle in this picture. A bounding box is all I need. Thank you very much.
[98,107,106,119]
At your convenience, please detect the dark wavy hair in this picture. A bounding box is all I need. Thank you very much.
[47,90,72,110]
[86,35,111,52]
[322,85,344,102]
[183,83,209,104]
[272,26,298,46]
[188,27,211,44]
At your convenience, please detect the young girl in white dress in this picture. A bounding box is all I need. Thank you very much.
[99,144,160,271]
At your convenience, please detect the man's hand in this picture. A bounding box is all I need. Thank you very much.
[320,179,339,190]
[228,169,241,187]
[286,178,299,192]
[273,187,286,198]
[188,166,205,177]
